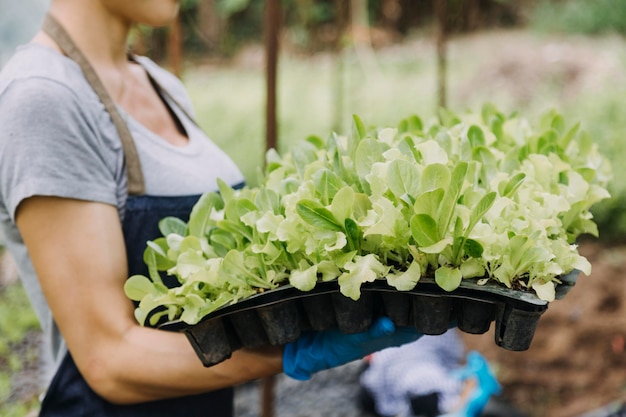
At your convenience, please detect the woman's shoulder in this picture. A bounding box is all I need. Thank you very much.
[0,43,94,106]
[1,43,83,86]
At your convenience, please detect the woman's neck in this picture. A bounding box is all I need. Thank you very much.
[46,0,132,69]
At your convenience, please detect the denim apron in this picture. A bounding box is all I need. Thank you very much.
[38,14,238,417]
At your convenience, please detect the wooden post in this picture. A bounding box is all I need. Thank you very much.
[261,373,277,417]
[434,0,447,109]
[264,0,280,153]
[261,1,281,416]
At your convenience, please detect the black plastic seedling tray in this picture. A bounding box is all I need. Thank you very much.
[160,271,579,367]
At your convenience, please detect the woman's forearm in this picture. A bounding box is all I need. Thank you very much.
[85,324,283,404]
[16,197,284,405]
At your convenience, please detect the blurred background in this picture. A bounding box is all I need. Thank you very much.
[1,0,626,416]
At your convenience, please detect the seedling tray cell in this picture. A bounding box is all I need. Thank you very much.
[160,270,579,367]
[331,291,375,333]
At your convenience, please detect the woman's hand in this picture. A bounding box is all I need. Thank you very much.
[283,317,423,381]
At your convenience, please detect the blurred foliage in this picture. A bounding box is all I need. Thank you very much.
[526,1,626,240]
[0,284,38,354]
[0,282,41,415]
[133,0,528,57]
[184,27,625,243]
[531,0,626,36]
[569,94,626,242]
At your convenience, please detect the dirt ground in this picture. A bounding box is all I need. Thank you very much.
[460,241,626,417]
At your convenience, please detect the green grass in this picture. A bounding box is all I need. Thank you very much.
[531,0,626,36]
[184,45,440,185]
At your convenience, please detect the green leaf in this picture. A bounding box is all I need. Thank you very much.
[453,216,464,240]
[305,135,325,149]
[397,135,422,163]
[344,218,361,252]
[508,235,528,265]
[537,130,558,155]
[420,163,450,193]
[558,122,580,150]
[435,266,462,292]
[386,261,421,291]
[254,188,280,214]
[410,213,440,247]
[460,258,485,278]
[180,236,202,252]
[296,200,343,231]
[188,192,223,237]
[413,188,444,217]
[224,198,257,222]
[313,169,344,206]
[398,115,423,133]
[291,140,318,178]
[481,102,504,125]
[467,192,496,235]
[468,125,485,147]
[217,178,236,205]
[338,254,389,300]
[387,159,421,201]
[353,192,372,220]
[143,247,164,285]
[532,281,555,302]
[491,117,504,141]
[501,173,526,198]
[146,239,168,258]
[438,162,468,237]
[354,138,387,179]
[353,114,367,140]
[327,133,351,185]
[158,217,187,237]
[209,229,238,252]
[174,249,206,279]
[216,219,252,242]
[437,107,461,127]
[472,146,498,185]
[145,238,176,271]
[418,237,453,254]
[289,263,318,292]
[124,275,159,301]
[463,238,484,258]
[551,113,565,134]
[317,260,341,282]
[330,186,355,223]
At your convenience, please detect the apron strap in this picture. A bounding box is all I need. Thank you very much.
[128,53,200,130]
[41,14,146,195]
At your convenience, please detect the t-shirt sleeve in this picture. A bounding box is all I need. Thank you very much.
[0,78,119,222]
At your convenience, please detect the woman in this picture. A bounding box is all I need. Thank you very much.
[0,1,423,416]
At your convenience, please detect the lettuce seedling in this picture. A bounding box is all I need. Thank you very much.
[125,105,612,326]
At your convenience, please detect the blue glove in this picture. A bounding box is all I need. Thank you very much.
[283,317,422,380]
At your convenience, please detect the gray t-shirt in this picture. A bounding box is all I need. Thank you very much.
[0,43,245,381]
